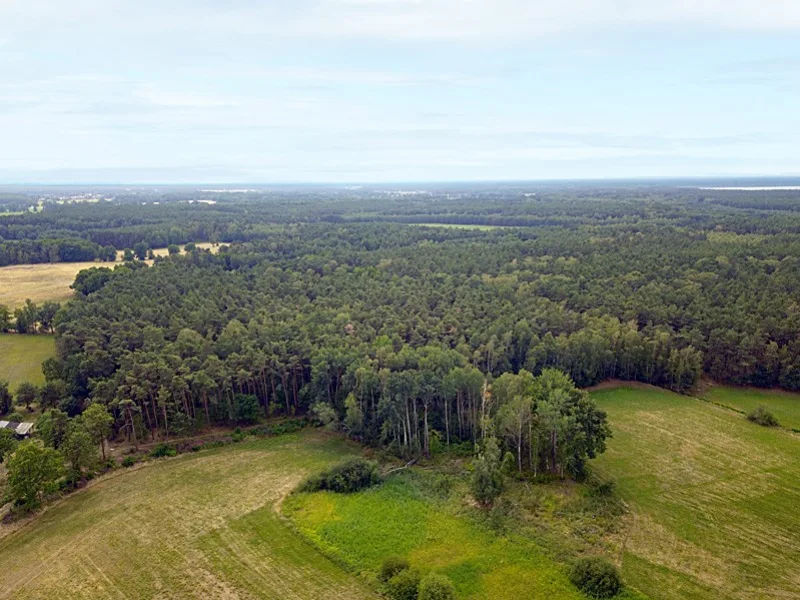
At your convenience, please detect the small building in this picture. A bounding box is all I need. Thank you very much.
[0,420,34,438]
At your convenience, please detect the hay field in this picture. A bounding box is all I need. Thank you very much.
[0,243,218,308]
[0,431,377,600]
[591,386,800,600]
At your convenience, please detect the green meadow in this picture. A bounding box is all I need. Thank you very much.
[591,386,800,600]
[702,384,800,430]
[0,334,55,392]
[284,470,646,600]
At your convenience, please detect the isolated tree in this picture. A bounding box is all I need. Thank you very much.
[183,242,196,252]
[100,244,117,262]
[82,403,114,460]
[0,380,12,414]
[471,436,504,507]
[133,242,148,261]
[16,381,37,411]
[38,301,59,333]
[122,248,135,261]
[6,440,64,509]
[167,244,180,255]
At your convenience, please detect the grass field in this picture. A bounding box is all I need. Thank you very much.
[591,386,800,600]
[285,473,591,600]
[285,469,649,600]
[409,223,502,230]
[0,431,378,600]
[0,243,217,308]
[702,384,800,430]
[0,334,55,392]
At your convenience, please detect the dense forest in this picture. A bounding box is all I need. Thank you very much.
[3,183,800,476]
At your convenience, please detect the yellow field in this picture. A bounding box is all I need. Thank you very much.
[0,244,218,308]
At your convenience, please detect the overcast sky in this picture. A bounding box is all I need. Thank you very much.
[1,0,799,183]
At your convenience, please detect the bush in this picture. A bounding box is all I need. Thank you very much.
[121,456,136,467]
[418,572,456,600]
[149,444,177,458]
[378,556,410,583]
[569,557,622,598]
[300,458,381,494]
[386,568,421,600]
[747,405,780,427]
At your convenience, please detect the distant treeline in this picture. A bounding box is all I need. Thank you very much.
[3,185,800,266]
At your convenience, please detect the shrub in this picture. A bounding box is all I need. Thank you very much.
[418,572,456,600]
[121,456,136,467]
[300,458,381,493]
[378,556,410,583]
[149,444,177,458]
[386,568,421,600]
[747,405,780,427]
[569,557,622,598]
[586,476,616,498]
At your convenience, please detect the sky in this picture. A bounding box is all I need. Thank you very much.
[1,0,799,183]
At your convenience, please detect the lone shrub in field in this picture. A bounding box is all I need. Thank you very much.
[747,405,780,427]
[378,556,410,583]
[386,568,421,600]
[300,458,381,493]
[418,572,456,600]
[569,557,622,598]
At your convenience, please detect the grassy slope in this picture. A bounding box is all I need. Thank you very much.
[591,386,800,600]
[702,385,800,430]
[0,431,378,600]
[285,472,645,600]
[0,334,55,392]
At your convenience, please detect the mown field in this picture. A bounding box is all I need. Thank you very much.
[591,386,800,600]
[0,334,55,391]
[702,385,800,430]
[0,243,217,308]
[0,431,377,600]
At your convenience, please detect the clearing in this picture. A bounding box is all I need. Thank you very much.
[0,334,55,392]
[0,431,378,600]
[408,223,503,230]
[0,243,218,308]
[591,386,800,600]
[701,384,800,430]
